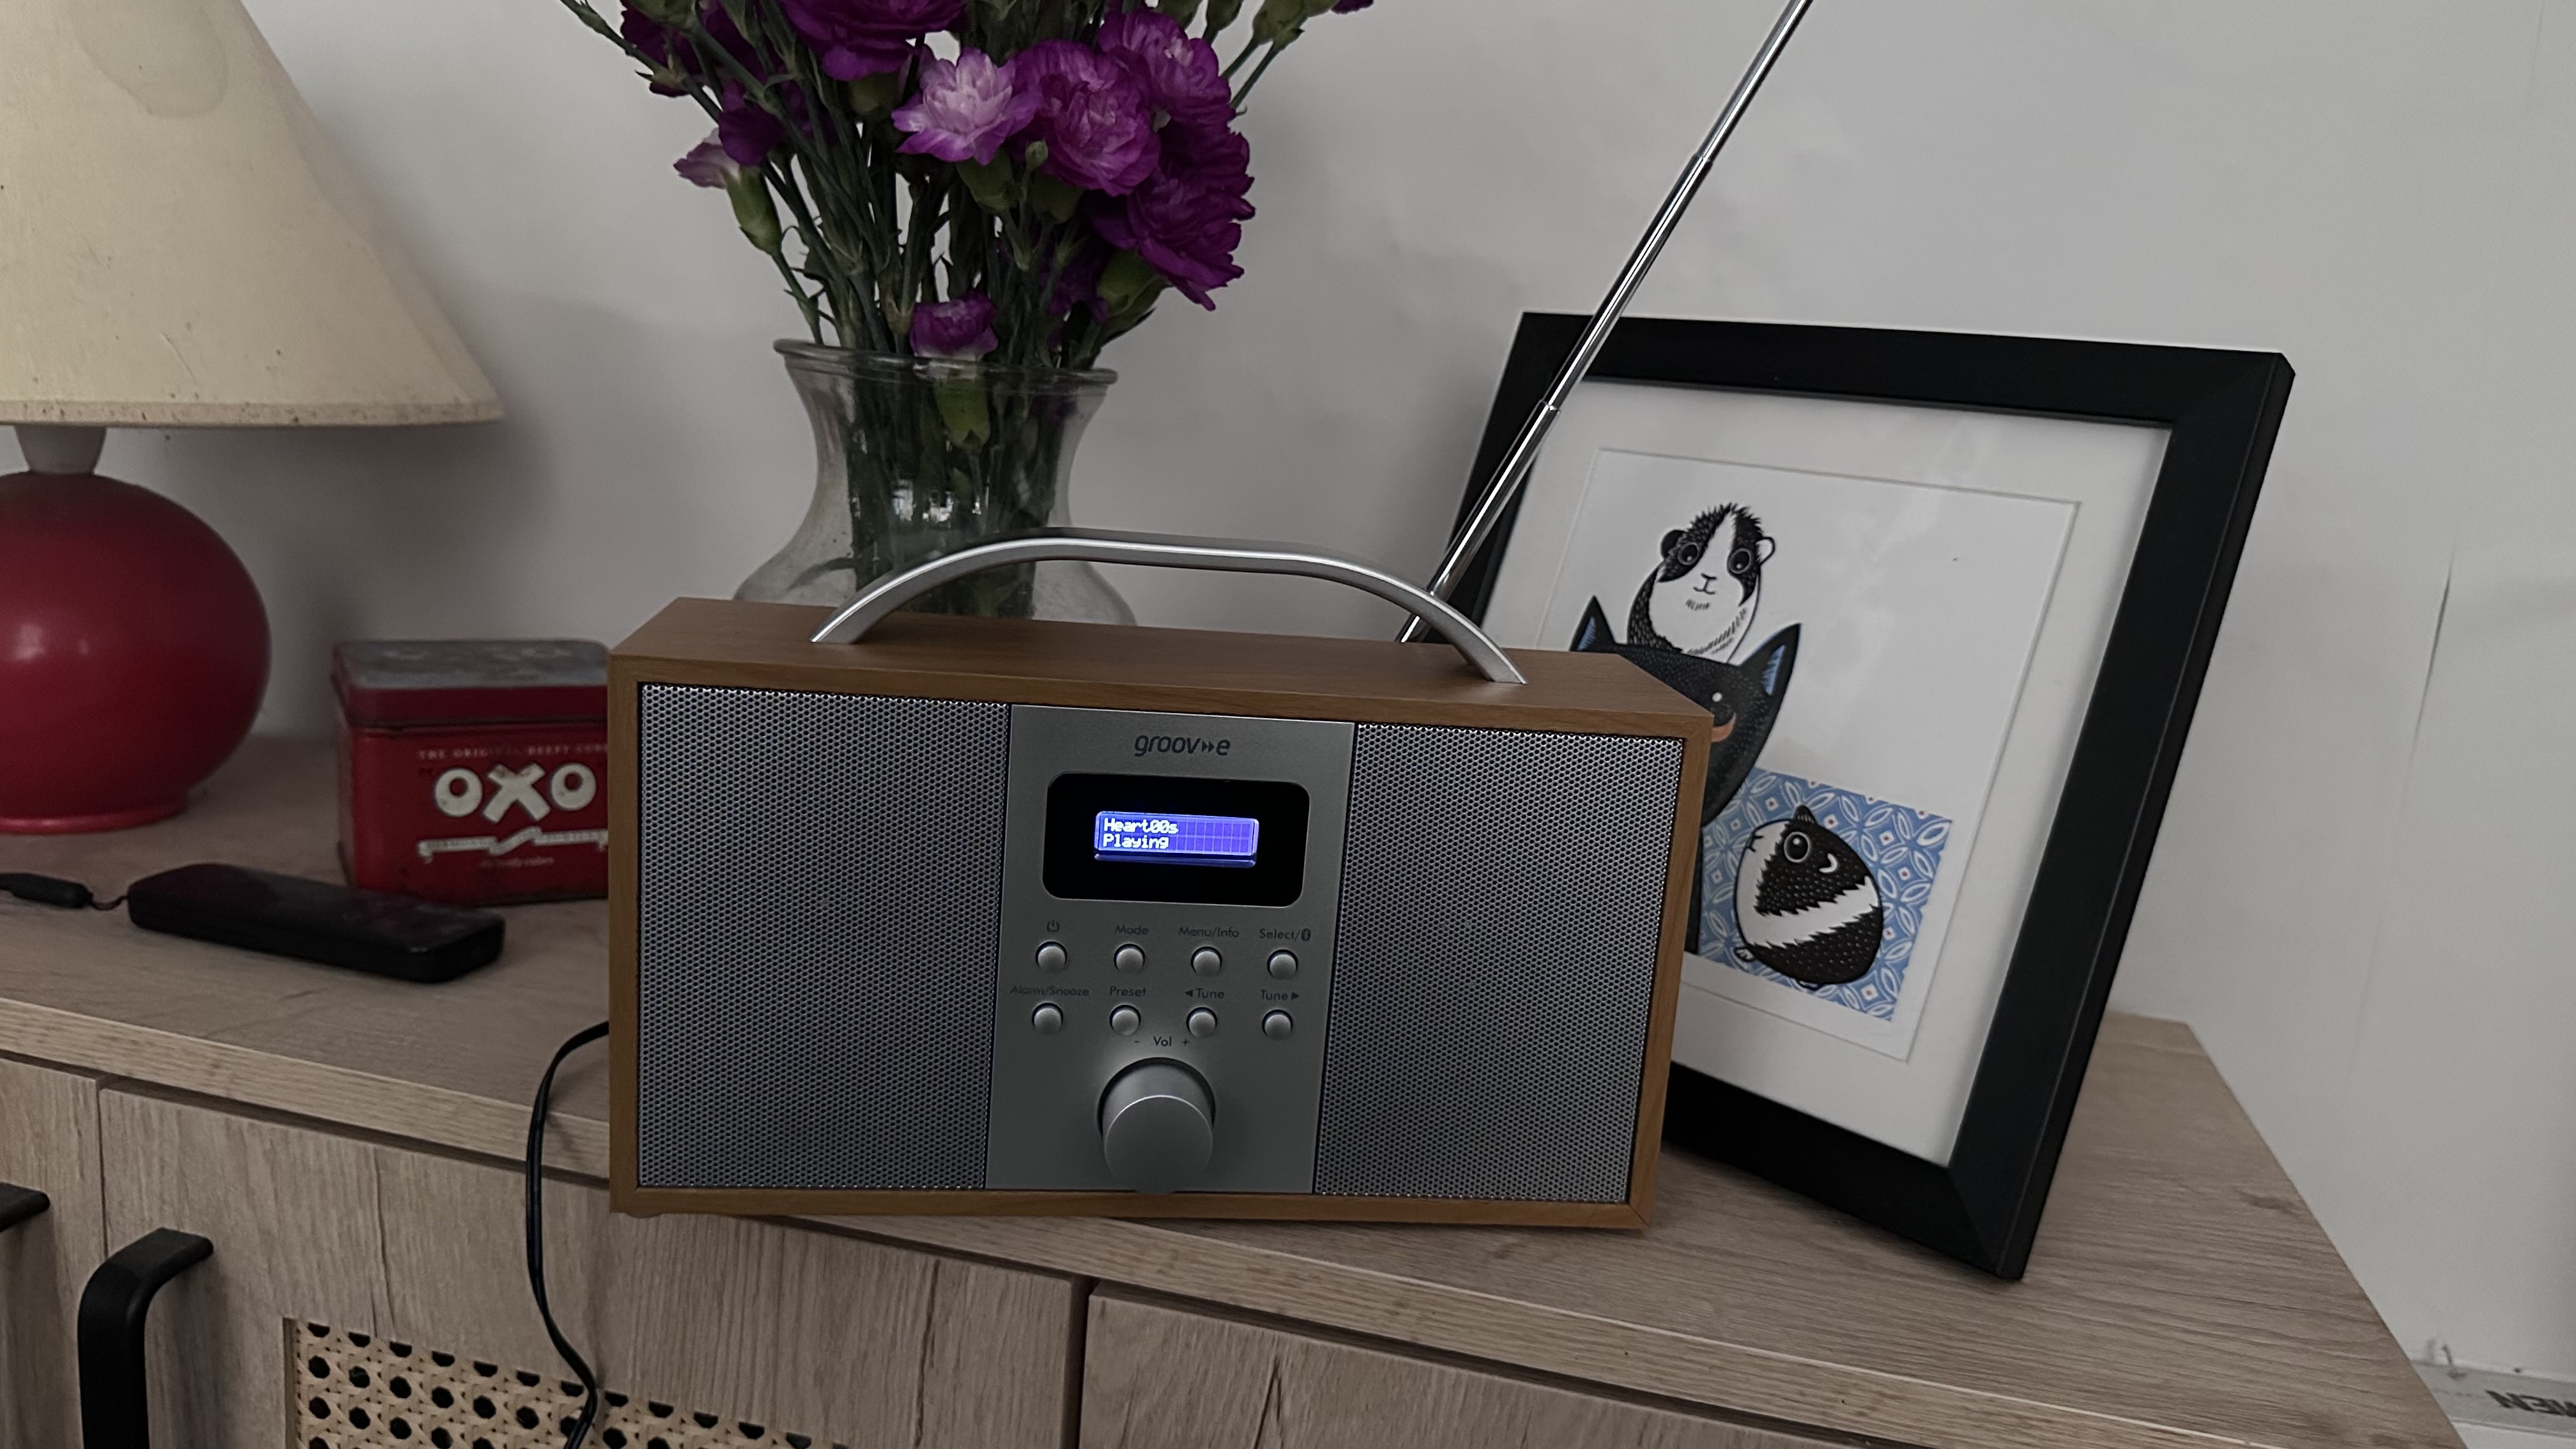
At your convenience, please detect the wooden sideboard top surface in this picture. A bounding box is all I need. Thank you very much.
[0,740,2460,1449]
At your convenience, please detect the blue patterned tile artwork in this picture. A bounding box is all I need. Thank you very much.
[1701,770,1952,1020]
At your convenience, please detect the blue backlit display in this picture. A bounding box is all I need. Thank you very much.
[1093,810,1260,864]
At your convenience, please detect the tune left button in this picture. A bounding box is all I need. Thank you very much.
[1031,1003,1064,1034]
[1186,1008,1218,1038]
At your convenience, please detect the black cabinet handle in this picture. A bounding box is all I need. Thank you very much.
[78,1228,213,1449]
[0,1183,48,1232]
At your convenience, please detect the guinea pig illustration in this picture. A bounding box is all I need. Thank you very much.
[1626,503,1774,662]
[1732,805,1883,988]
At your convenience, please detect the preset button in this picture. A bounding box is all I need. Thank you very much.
[1110,1004,1142,1036]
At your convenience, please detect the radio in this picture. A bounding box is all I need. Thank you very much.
[609,530,1708,1226]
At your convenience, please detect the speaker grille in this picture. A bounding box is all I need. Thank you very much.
[636,685,1009,1190]
[1316,724,1681,1202]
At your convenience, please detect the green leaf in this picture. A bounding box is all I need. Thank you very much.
[1096,249,1165,319]
[958,157,1016,213]
[935,376,992,447]
[1158,0,1202,26]
[846,68,906,117]
[1201,0,1245,36]
[1028,171,1082,224]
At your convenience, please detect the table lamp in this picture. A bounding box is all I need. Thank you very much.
[0,0,501,832]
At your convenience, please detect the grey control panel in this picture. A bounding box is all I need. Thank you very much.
[985,706,1351,1193]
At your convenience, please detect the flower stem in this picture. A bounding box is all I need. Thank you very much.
[1232,40,1286,108]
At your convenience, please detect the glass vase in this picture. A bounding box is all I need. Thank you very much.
[736,341,1135,622]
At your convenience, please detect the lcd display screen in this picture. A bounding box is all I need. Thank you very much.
[1045,774,1307,905]
[1093,810,1261,864]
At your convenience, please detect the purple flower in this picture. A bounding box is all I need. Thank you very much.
[911,293,999,358]
[1096,9,1232,130]
[1014,40,1160,195]
[893,49,1040,165]
[776,0,957,80]
[673,132,744,188]
[622,3,772,93]
[1092,121,1254,309]
[1160,118,1254,209]
[716,81,786,164]
[620,3,690,91]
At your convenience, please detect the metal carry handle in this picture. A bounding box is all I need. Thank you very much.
[810,527,1529,686]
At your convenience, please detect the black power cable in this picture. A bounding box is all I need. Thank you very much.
[0,873,124,911]
[526,1021,611,1448]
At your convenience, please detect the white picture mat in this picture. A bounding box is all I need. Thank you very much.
[1529,451,2075,1059]
[1479,380,2168,1163]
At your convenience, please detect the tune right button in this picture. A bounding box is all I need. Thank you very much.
[1266,950,1298,979]
[1261,1010,1293,1041]
[1109,1004,1142,1036]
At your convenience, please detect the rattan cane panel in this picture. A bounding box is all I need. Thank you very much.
[289,1323,846,1449]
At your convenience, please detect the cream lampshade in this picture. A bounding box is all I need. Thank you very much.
[0,0,502,832]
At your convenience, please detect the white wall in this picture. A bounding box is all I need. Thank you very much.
[29,0,2576,1380]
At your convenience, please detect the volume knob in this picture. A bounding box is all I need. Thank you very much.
[1098,1060,1215,1193]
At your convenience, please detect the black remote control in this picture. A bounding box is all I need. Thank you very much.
[126,864,505,983]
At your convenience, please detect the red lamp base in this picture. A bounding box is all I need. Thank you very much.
[0,462,270,834]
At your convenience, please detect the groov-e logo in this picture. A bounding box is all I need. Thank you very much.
[1133,734,1232,758]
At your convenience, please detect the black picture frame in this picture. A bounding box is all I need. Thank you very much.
[1450,314,2293,1277]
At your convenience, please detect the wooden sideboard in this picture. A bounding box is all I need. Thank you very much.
[0,740,2462,1449]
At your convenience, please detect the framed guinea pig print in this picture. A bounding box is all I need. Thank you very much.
[1446,314,2292,1276]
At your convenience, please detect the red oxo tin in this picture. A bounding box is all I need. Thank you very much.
[332,640,610,905]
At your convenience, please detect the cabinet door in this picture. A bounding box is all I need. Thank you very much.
[0,1055,103,1449]
[100,1087,1078,1449]
[1080,1294,1866,1449]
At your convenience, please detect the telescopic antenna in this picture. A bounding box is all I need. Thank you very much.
[1397,0,1816,643]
